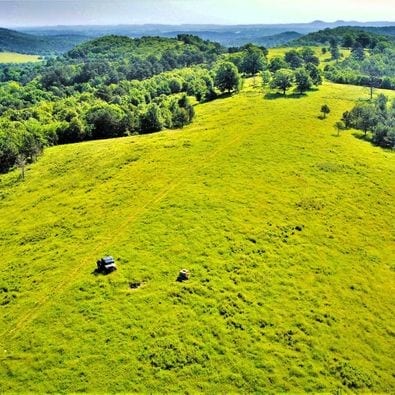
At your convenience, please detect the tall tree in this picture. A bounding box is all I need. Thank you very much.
[141,103,164,132]
[329,40,341,61]
[261,70,271,91]
[294,68,313,94]
[361,58,383,99]
[241,46,266,76]
[334,121,345,137]
[270,69,294,96]
[321,104,331,118]
[348,104,377,136]
[269,57,288,73]
[351,42,365,60]
[214,61,241,93]
[305,63,322,86]
[284,50,304,69]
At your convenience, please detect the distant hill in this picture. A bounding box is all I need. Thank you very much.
[2,22,395,55]
[290,26,394,47]
[362,26,395,37]
[18,21,395,48]
[0,27,90,55]
[256,31,303,47]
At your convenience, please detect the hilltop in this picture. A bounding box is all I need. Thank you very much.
[66,34,224,60]
[0,80,393,392]
[0,27,90,55]
[291,25,395,46]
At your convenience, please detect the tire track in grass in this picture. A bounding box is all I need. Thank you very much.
[1,124,250,344]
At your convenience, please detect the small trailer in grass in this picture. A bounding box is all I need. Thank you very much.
[96,256,117,274]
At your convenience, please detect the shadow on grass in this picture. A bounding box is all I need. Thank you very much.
[350,131,393,151]
[215,92,235,100]
[352,131,370,142]
[264,92,306,100]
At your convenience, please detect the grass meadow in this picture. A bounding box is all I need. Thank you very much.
[0,52,41,63]
[0,79,394,392]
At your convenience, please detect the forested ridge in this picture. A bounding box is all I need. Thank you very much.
[291,26,395,47]
[0,27,90,55]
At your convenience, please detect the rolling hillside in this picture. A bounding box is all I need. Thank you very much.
[0,27,90,55]
[0,80,394,392]
[290,26,394,46]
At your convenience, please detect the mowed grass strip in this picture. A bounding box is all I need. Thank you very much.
[0,80,394,393]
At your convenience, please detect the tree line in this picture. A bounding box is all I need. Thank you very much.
[0,67,216,172]
[339,94,395,149]
[324,45,395,92]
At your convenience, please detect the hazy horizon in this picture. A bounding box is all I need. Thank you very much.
[0,0,394,28]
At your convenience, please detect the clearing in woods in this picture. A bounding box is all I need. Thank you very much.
[0,52,41,63]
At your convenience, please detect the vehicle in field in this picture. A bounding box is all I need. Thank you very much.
[96,256,117,274]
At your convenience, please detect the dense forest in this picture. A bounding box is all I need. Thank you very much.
[340,94,395,148]
[291,26,395,47]
[291,27,395,91]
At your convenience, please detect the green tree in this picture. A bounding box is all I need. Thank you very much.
[362,58,383,99]
[214,61,241,93]
[348,104,377,136]
[269,57,288,73]
[270,69,294,96]
[284,50,304,69]
[300,48,320,66]
[351,42,365,60]
[305,63,322,86]
[343,34,355,48]
[261,70,271,91]
[330,41,341,61]
[321,104,331,118]
[16,154,27,180]
[141,103,164,132]
[241,46,266,76]
[85,103,126,139]
[334,120,345,136]
[294,68,313,94]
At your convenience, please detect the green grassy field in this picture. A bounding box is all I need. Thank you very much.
[0,80,394,393]
[0,52,41,63]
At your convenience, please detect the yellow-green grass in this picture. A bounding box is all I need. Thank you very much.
[0,52,41,63]
[0,80,394,393]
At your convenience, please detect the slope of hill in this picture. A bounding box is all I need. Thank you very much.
[0,80,394,392]
[257,31,303,47]
[362,26,395,37]
[0,27,90,55]
[291,26,394,46]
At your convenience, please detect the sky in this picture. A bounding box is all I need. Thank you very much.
[0,0,394,27]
